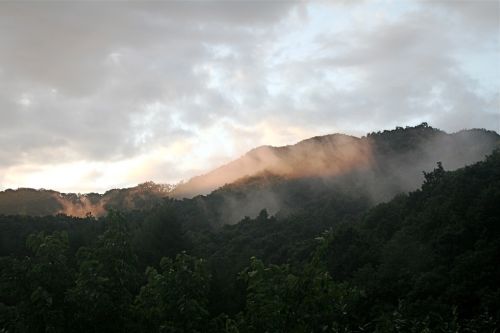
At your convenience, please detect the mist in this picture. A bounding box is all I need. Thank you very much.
[0,125,497,222]
[172,133,374,198]
[184,125,499,225]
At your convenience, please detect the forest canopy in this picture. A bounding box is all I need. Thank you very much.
[1,144,499,331]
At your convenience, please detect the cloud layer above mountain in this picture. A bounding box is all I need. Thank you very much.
[0,0,498,192]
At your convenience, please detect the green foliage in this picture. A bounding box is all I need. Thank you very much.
[0,231,72,332]
[422,161,446,189]
[324,150,500,329]
[0,147,499,332]
[132,205,186,268]
[235,236,367,333]
[66,211,140,332]
[134,252,211,332]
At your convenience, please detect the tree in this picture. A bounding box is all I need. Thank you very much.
[66,211,139,332]
[135,252,211,332]
[422,161,445,188]
[238,244,364,333]
[0,231,73,332]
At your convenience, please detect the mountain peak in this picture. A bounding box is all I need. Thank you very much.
[171,124,499,200]
[171,131,372,198]
[1,124,498,219]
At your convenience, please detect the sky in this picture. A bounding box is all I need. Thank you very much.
[0,0,499,193]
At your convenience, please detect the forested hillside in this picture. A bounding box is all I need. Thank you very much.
[172,124,500,225]
[2,0,498,331]
[0,182,173,217]
[0,125,498,221]
[172,124,499,200]
[1,146,499,331]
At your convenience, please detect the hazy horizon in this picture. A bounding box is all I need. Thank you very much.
[1,1,499,193]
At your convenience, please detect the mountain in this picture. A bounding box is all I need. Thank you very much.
[0,123,498,219]
[0,182,173,217]
[171,133,372,198]
[2,136,499,331]
[171,124,499,199]
[168,124,499,225]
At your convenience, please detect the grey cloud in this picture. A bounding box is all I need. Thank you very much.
[0,1,296,95]
[0,1,498,190]
[0,1,298,169]
[262,3,499,133]
[430,0,500,35]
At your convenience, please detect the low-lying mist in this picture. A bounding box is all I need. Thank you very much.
[0,125,497,223]
[179,125,499,225]
[172,133,374,198]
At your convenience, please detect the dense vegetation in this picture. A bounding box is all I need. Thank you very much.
[1,127,499,332]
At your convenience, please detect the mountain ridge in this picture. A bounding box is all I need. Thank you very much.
[0,124,498,219]
[171,133,371,198]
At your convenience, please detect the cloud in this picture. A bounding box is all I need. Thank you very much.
[261,1,499,132]
[0,0,498,192]
[431,0,500,34]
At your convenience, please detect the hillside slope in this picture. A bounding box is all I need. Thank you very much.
[1,144,499,332]
[172,124,499,200]
[0,182,173,217]
[0,124,498,219]
[171,133,372,198]
[174,124,499,224]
